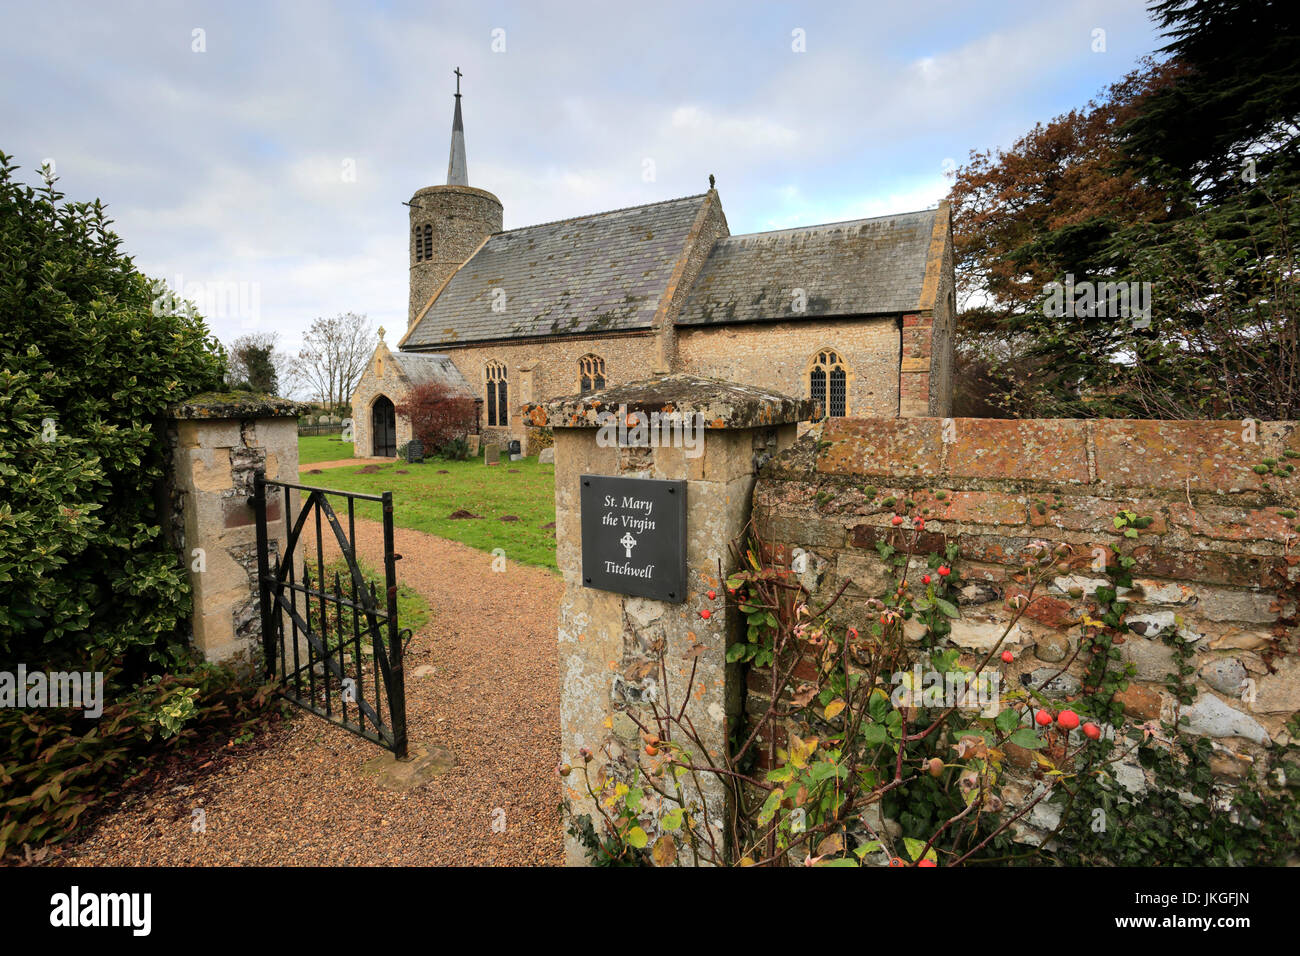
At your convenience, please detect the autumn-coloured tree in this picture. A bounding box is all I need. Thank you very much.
[395,382,477,451]
[951,0,1300,419]
[948,60,1179,415]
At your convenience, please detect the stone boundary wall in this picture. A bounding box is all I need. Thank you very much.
[750,417,1299,818]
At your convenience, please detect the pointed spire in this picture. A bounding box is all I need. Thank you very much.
[446,67,468,186]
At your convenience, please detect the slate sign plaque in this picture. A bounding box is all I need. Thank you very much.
[580,475,686,602]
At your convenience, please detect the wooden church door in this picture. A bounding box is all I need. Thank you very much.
[372,396,397,457]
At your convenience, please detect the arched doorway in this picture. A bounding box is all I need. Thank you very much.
[372,395,396,457]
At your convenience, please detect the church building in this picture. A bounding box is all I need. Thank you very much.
[350,78,955,458]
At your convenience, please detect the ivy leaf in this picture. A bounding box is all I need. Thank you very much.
[869,688,890,724]
[861,724,888,746]
[995,708,1021,733]
[1009,728,1043,749]
[933,597,960,619]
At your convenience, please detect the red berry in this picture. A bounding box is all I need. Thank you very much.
[1056,710,1080,731]
[922,574,931,585]
[1083,722,1101,740]
[707,589,717,600]
[938,566,951,577]
[891,515,904,526]
[888,857,906,867]
[1035,709,1053,726]
[1000,650,1014,663]
[917,859,937,867]
[699,609,711,620]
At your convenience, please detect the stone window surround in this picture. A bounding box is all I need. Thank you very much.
[579,353,607,394]
[485,359,508,427]
[806,346,853,419]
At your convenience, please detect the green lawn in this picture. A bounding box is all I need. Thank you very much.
[299,434,355,464]
[298,444,558,570]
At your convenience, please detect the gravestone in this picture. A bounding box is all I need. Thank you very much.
[406,439,424,463]
[483,442,498,465]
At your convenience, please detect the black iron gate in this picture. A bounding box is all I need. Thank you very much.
[252,474,408,757]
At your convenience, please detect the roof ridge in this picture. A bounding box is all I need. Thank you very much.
[723,206,938,242]
[491,192,709,236]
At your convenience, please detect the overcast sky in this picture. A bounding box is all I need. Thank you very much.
[1,0,1163,358]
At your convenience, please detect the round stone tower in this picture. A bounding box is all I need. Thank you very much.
[408,74,503,327]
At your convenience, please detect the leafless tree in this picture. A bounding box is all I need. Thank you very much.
[293,312,374,413]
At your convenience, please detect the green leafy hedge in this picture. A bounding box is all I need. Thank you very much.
[0,151,226,667]
[0,152,280,856]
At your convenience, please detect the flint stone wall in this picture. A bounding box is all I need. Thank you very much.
[751,417,1300,841]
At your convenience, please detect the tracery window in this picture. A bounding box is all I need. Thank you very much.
[579,354,606,393]
[809,349,848,419]
[485,360,508,426]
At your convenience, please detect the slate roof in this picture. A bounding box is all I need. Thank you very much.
[675,208,938,326]
[402,194,709,349]
[389,351,473,395]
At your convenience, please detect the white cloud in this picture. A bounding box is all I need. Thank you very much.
[0,0,1162,365]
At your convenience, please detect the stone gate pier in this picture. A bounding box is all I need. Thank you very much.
[524,374,810,864]
[165,393,304,666]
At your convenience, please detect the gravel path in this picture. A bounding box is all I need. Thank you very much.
[303,456,390,471]
[60,521,565,867]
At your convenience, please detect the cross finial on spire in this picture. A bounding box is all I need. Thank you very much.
[446,67,468,186]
